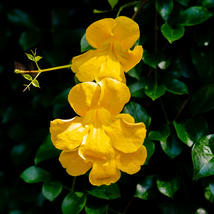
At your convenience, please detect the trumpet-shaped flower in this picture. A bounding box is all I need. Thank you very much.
[71,16,143,83]
[50,78,147,186]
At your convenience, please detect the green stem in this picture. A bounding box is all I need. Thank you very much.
[159,98,170,124]
[71,176,76,192]
[23,71,41,92]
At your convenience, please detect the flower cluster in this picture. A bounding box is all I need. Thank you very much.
[50,16,147,186]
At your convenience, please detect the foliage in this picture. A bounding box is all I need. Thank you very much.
[1,0,214,213]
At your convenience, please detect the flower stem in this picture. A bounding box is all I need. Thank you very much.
[71,176,76,192]
[15,64,72,74]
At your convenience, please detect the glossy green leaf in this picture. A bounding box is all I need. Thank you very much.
[148,124,170,142]
[160,125,184,159]
[145,84,166,101]
[20,166,51,183]
[19,30,42,51]
[174,0,190,6]
[34,56,42,62]
[155,0,173,19]
[42,179,62,202]
[204,186,214,202]
[201,0,214,8]
[196,208,208,214]
[123,101,151,130]
[25,53,34,61]
[108,0,118,9]
[127,61,142,80]
[143,50,165,68]
[32,79,40,88]
[143,138,155,165]
[191,45,214,84]
[34,134,61,165]
[23,74,32,81]
[62,192,87,214]
[85,202,108,214]
[7,9,35,27]
[134,175,158,200]
[80,33,94,53]
[178,6,213,26]
[190,84,214,115]
[162,78,189,94]
[87,183,120,200]
[161,23,185,44]
[156,173,181,198]
[192,134,214,179]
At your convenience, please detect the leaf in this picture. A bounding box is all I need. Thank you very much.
[155,0,173,19]
[143,50,165,68]
[20,166,51,183]
[189,84,214,115]
[32,79,40,88]
[34,134,61,165]
[34,56,43,62]
[143,138,155,165]
[145,84,166,101]
[80,33,94,53]
[108,0,118,9]
[87,183,120,200]
[7,9,35,28]
[85,202,108,214]
[62,192,87,214]
[42,179,62,202]
[178,6,213,26]
[127,61,142,80]
[201,0,214,8]
[134,175,158,200]
[161,23,185,44]
[148,124,170,142]
[192,134,214,179]
[123,101,151,130]
[156,173,181,198]
[23,74,32,81]
[162,78,189,94]
[25,53,34,61]
[160,125,184,159]
[174,0,190,6]
[10,144,30,165]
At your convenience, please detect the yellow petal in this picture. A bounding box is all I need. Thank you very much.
[86,18,116,49]
[98,78,130,116]
[71,50,107,82]
[103,117,146,153]
[115,113,135,123]
[113,16,140,50]
[115,44,143,72]
[115,145,147,174]
[59,150,92,176]
[68,81,100,117]
[78,124,115,165]
[50,117,88,151]
[89,161,121,186]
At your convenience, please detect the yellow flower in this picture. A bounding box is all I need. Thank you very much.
[50,78,147,186]
[71,16,143,83]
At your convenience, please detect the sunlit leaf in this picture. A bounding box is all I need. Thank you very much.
[25,53,34,61]
[108,0,118,9]
[23,74,32,81]
[32,79,40,88]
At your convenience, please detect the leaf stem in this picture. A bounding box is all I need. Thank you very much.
[71,176,76,192]
[16,64,72,74]
[23,71,41,92]
[122,196,134,214]
[132,0,146,20]
[159,98,170,124]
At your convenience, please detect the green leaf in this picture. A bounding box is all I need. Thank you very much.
[155,0,173,19]
[42,179,62,202]
[201,0,214,8]
[148,124,170,142]
[108,0,118,9]
[85,202,108,214]
[160,125,184,159]
[80,33,94,53]
[20,166,51,183]
[174,0,190,6]
[10,144,30,165]
[87,183,120,200]
[25,53,34,61]
[19,30,42,51]
[156,173,181,198]
[23,74,32,81]
[123,101,151,130]
[134,175,158,200]
[52,88,71,105]
[178,6,213,26]
[161,23,185,44]
[32,79,40,88]
[189,84,214,115]
[143,50,165,68]
[192,134,214,179]
[143,138,155,165]
[145,84,166,101]
[127,61,142,80]
[191,45,214,84]
[34,134,61,165]
[162,78,189,94]
[34,56,42,62]
[7,9,35,28]
[62,192,87,214]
